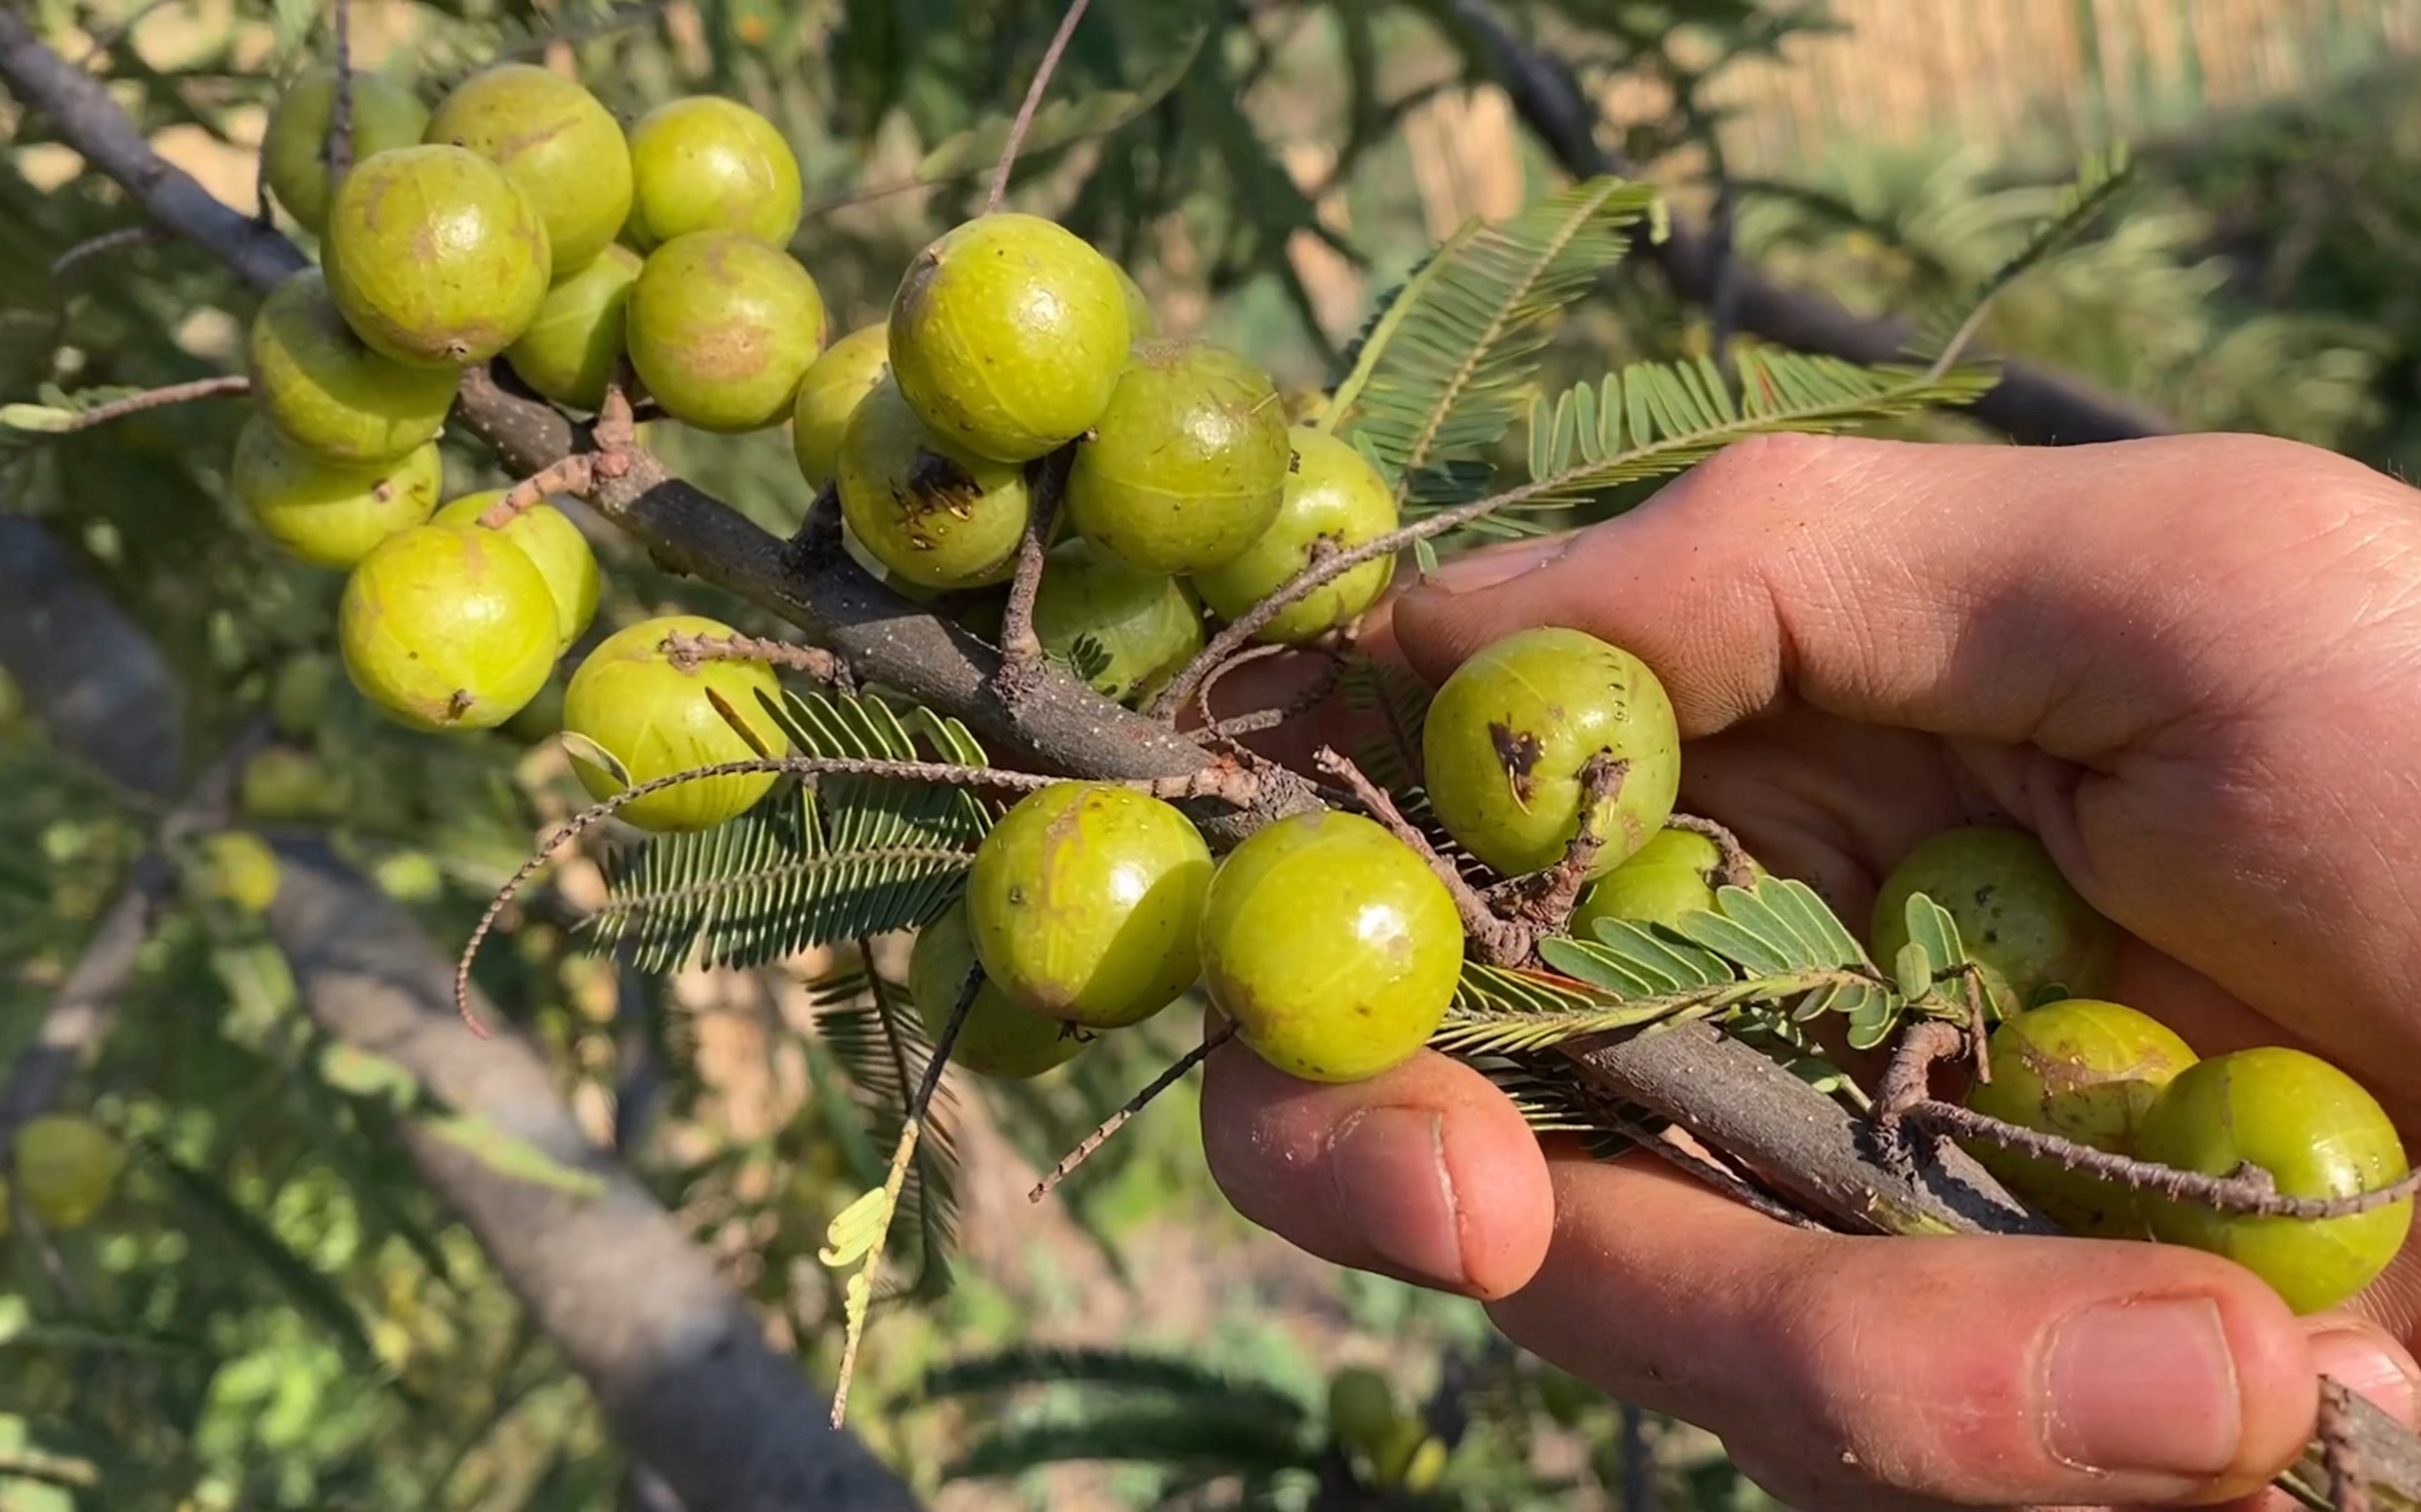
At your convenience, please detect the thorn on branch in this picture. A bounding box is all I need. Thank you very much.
[662,630,853,690]
[987,0,1096,213]
[1030,1021,1237,1202]
[1315,745,1529,965]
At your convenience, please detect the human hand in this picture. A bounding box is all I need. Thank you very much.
[1198,432,2421,1510]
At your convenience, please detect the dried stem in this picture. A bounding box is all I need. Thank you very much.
[1184,641,1290,729]
[2320,1377,2373,1512]
[50,223,168,280]
[662,630,851,689]
[1314,745,1530,964]
[322,0,354,180]
[1485,753,1627,928]
[1030,1021,1238,1202]
[1204,643,1351,739]
[987,0,1095,213]
[991,444,1073,703]
[35,374,250,432]
[1873,1018,1965,1158]
[1663,812,1757,890]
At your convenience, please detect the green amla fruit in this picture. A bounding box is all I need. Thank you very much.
[15,1115,125,1231]
[909,900,1089,1080]
[269,653,341,737]
[1064,339,1290,575]
[888,213,1131,464]
[2135,1047,2413,1314]
[1191,426,1397,643]
[1423,627,1682,881]
[1199,809,1464,1084]
[965,782,1213,1029]
[1965,998,2198,1238]
[1369,1419,1448,1492]
[1870,825,2121,1014]
[1569,826,1764,938]
[425,63,631,274]
[430,491,600,650]
[503,242,642,412]
[791,323,891,487]
[338,521,560,731]
[262,66,429,235]
[1030,538,1202,704]
[624,95,803,249]
[561,614,792,832]
[322,144,553,368]
[1326,1367,1400,1449]
[239,746,354,821]
[192,830,283,915]
[836,376,1029,589]
[248,269,459,465]
[626,231,828,433]
[230,415,440,568]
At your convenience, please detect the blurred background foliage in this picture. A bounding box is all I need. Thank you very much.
[4,0,2421,1507]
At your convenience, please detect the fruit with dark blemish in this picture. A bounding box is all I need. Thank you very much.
[1199,809,1464,1084]
[424,63,632,273]
[1030,538,1202,704]
[322,144,553,368]
[1063,339,1291,574]
[1422,627,1682,881]
[1569,825,1764,938]
[837,376,1030,590]
[910,899,1090,1080]
[1869,824,2121,1014]
[561,613,792,832]
[624,95,803,249]
[431,491,600,650]
[887,213,1131,464]
[792,323,891,487]
[262,65,430,235]
[338,521,559,732]
[503,242,641,411]
[231,414,439,568]
[626,230,828,433]
[248,269,460,465]
[1192,425,1397,642]
[964,782,1213,1029]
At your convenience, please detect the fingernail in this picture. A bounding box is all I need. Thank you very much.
[1330,1107,1466,1287]
[1424,538,1567,594]
[2311,1326,2421,1427]
[2042,1298,2240,1489]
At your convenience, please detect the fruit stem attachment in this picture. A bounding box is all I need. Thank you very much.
[1664,812,1757,891]
[1029,1021,1239,1203]
[322,0,353,180]
[1312,745,1533,965]
[987,0,1095,213]
[662,630,852,690]
[990,443,1073,704]
[1484,751,1628,928]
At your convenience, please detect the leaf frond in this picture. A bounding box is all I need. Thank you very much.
[1912,145,2138,364]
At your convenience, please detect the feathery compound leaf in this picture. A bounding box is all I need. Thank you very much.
[1552,919,1731,994]
[1910,145,2138,364]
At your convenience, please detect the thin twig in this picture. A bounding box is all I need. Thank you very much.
[1203,644,1351,739]
[1184,641,1290,730]
[1662,812,1756,890]
[1030,1022,1238,1201]
[662,630,852,688]
[50,223,169,280]
[322,0,354,180]
[991,445,1073,703]
[1484,752,1627,928]
[1313,746,1528,965]
[987,0,1095,213]
[35,374,250,433]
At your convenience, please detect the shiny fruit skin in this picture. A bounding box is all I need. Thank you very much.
[626,231,828,433]
[1192,426,1397,642]
[909,900,1086,1080]
[1964,998,2198,1237]
[15,1115,124,1230]
[1870,825,2121,1011]
[503,243,642,411]
[837,377,1030,589]
[1327,1367,1400,1449]
[1030,538,1202,704]
[625,96,802,248]
[2135,1047,2413,1314]
[1199,809,1464,1084]
[248,270,460,465]
[1569,826,1755,938]
[431,491,600,650]
[1064,339,1291,575]
[231,415,440,568]
[561,614,790,832]
[338,522,560,732]
[263,66,429,235]
[425,64,631,273]
[791,323,891,486]
[323,144,553,369]
[964,782,1213,1029]
[1422,627,1682,880]
[888,213,1131,464]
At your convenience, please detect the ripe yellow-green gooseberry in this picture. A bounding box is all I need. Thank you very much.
[240,746,355,821]
[1870,825,2121,1014]
[1963,998,2198,1238]
[338,521,561,732]
[323,144,553,369]
[888,213,1132,464]
[425,64,632,275]
[503,243,642,412]
[1192,427,1397,643]
[2135,1046,2413,1315]
[248,269,460,465]
[1422,627,1682,882]
[262,65,429,236]
[909,900,1089,1080]
[1198,809,1465,1084]
[836,377,1029,590]
[791,323,891,487]
[1064,339,1292,575]
[964,782,1213,1029]
[626,231,828,433]
[191,830,284,915]
[431,491,601,650]
[15,1114,125,1230]
[624,95,803,250]
[561,614,792,832]
[1030,538,1202,705]
[230,415,440,569]
[1569,826,1765,938]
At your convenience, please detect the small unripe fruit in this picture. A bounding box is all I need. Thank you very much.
[263,66,429,235]
[1199,810,1464,1084]
[323,144,553,368]
[425,64,632,274]
[1326,1367,1399,1448]
[1064,340,1291,574]
[561,614,792,832]
[888,213,1131,464]
[626,231,828,433]
[625,95,803,248]
[240,746,354,821]
[1570,826,1763,938]
[503,243,642,412]
[965,782,1213,1029]
[248,270,459,465]
[231,415,440,568]
[193,831,283,915]
[1192,427,1397,642]
[1423,627,1682,880]
[338,522,560,732]
[1030,538,1202,704]
[15,1115,124,1230]
[1870,825,2121,1012]
[431,491,600,650]
[791,323,891,486]
[837,377,1029,589]
[910,901,1087,1080]
[270,653,341,737]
